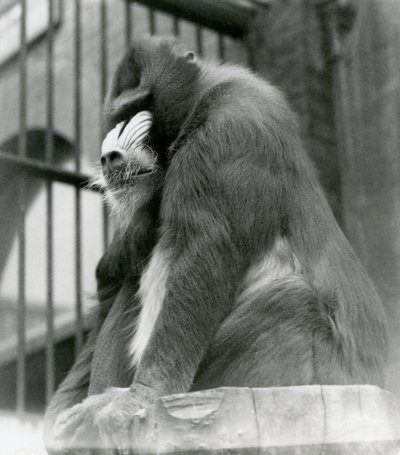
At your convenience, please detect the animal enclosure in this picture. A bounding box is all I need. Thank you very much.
[1,0,400,452]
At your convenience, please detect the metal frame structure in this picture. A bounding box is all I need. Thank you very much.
[0,0,268,414]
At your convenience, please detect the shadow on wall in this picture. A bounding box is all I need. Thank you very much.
[0,130,73,280]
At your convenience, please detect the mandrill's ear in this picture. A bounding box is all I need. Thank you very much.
[185,51,196,63]
[105,87,152,125]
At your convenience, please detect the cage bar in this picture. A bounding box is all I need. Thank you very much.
[125,0,132,47]
[0,151,94,188]
[18,0,27,160]
[149,7,156,35]
[45,0,56,403]
[129,0,260,38]
[245,36,255,70]
[4,0,267,418]
[74,0,82,174]
[173,16,180,37]
[218,34,225,62]
[74,0,83,353]
[100,0,110,251]
[196,24,203,56]
[16,0,28,415]
[17,180,26,414]
[100,0,108,102]
[74,189,83,353]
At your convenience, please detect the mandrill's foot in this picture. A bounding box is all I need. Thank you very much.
[50,384,159,452]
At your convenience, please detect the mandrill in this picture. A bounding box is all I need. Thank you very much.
[44,36,387,452]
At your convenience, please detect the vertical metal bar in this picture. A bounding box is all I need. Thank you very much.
[196,24,203,56]
[245,36,255,70]
[17,0,27,414]
[100,0,108,123]
[101,200,109,252]
[74,0,83,353]
[125,0,132,48]
[74,0,81,174]
[218,34,225,62]
[74,192,83,354]
[100,0,107,116]
[46,0,54,164]
[17,184,26,415]
[173,16,180,37]
[100,0,109,251]
[45,0,55,404]
[149,8,155,35]
[18,0,27,159]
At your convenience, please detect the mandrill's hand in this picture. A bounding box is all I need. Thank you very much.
[51,384,159,452]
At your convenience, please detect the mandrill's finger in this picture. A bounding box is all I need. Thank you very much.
[95,411,131,453]
[97,421,120,452]
[53,412,84,441]
[68,424,105,451]
[114,428,132,455]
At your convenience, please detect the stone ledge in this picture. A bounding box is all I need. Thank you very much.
[129,385,400,454]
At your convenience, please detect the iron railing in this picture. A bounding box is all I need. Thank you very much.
[0,0,268,414]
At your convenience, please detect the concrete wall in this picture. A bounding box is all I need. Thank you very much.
[331,0,400,394]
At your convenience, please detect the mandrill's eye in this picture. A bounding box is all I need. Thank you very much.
[117,120,129,139]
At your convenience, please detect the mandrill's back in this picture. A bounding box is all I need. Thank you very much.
[178,63,388,391]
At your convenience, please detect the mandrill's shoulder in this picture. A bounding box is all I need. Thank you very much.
[196,63,299,135]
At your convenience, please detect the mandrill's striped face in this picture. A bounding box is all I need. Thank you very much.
[101,111,155,184]
[91,110,160,231]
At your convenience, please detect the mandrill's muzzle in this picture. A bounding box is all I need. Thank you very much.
[101,149,128,173]
[101,110,154,178]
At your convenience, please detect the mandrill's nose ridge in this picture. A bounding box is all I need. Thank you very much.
[101,149,128,172]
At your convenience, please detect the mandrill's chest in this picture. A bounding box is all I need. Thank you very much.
[129,236,302,371]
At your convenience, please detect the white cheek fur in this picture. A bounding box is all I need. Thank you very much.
[129,245,171,367]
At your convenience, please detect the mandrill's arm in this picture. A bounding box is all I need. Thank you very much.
[49,123,271,451]
[43,241,127,450]
[133,211,242,395]
[43,326,97,441]
[132,124,276,396]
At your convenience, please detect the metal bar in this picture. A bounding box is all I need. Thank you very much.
[218,34,225,62]
[74,0,82,173]
[102,199,109,250]
[173,16,180,37]
[125,0,132,47]
[128,0,262,37]
[149,7,155,35]
[45,181,55,402]
[46,2,54,164]
[45,0,55,404]
[74,0,83,353]
[0,151,96,189]
[17,0,27,415]
[17,178,26,415]
[100,0,110,250]
[246,36,255,70]
[101,200,109,246]
[74,188,83,353]
[18,0,27,159]
[195,25,203,56]
[100,0,108,99]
